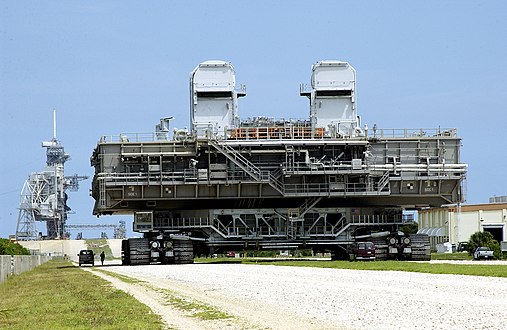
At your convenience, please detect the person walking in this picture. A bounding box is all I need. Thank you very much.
[100,251,105,266]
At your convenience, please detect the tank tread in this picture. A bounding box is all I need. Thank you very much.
[127,238,150,265]
[121,239,130,265]
[173,240,194,264]
[409,234,431,261]
[409,234,431,243]
[370,237,388,260]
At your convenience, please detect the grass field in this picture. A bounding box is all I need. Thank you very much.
[0,260,163,330]
[195,257,507,278]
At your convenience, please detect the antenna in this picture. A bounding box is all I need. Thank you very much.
[53,109,57,140]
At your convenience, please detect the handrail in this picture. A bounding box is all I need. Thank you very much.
[149,215,404,240]
[284,182,379,195]
[98,172,388,196]
[155,217,229,238]
[351,215,402,224]
[96,127,459,144]
[371,128,457,139]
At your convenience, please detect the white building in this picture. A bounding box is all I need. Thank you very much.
[418,202,507,250]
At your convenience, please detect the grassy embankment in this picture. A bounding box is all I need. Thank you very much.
[195,256,507,278]
[85,239,114,260]
[0,260,163,330]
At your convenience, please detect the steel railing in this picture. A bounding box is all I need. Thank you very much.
[96,127,459,144]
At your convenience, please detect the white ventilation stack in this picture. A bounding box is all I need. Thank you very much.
[301,61,358,137]
[190,60,246,138]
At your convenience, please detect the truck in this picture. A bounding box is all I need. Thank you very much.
[90,60,467,264]
[473,246,494,260]
[78,249,95,267]
[351,242,376,261]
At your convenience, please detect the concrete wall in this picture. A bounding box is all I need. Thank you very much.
[19,240,88,262]
[107,239,122,258]
[20,240,123,261]
[0,255,52,284]
[453,212,481,243]
[0,255,11,284]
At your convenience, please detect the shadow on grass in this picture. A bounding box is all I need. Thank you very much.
[66,263,123,269]
[56,265,76,269]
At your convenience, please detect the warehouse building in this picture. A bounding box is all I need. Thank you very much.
[418,197,507,251]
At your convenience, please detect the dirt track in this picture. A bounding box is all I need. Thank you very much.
[90,265,335,329]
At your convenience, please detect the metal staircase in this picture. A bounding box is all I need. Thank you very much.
[286,197,321,239]
[299,196,322,217]
[208,137,284,195]
[331,215,351,237]
[377,171,390,193]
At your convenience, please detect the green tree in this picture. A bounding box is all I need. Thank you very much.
[467,231,502,259]
[399,222,419,235]
[0,238,30,255]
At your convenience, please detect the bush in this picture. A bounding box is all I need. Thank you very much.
[299,249,313,257]
[399,222,419,235]
[0,238,30,255]
[467,231,502,259]
[490,241,502,260]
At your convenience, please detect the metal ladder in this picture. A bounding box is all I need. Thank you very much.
[287,208,301,239]
[99,178,107,208]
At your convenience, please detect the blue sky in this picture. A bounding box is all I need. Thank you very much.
[1,1,506,238]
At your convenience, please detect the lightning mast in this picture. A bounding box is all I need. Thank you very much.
[16,111,88,240]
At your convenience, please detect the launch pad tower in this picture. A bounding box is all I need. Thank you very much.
[16,112,88,240]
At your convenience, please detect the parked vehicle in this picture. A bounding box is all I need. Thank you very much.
[473,246,494,260]
[78,250,95,266]
[352,242,376,261]
[457,241,468,252]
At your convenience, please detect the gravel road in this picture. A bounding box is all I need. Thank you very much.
[97,263,507,329]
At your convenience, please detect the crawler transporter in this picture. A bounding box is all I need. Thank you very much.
[90,60,467,264]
